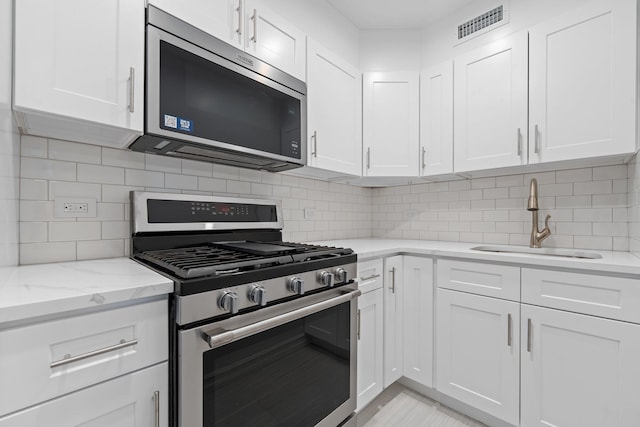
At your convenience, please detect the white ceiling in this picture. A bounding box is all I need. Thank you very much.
[326,0,474,30]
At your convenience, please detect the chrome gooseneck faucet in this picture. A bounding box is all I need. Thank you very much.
[527,178,551,248]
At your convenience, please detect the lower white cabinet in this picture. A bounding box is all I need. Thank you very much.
[383,255,404,387]
[0,362,168,427]
[402,256,433,387]
[356,288,384,411]
[521,304,640,427]
[436,288,520,425]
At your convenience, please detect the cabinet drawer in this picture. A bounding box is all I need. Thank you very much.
[0,362,168,426]
[0,298,168,415]
[357,258,384,293]
[522,269,640,323]
[437,259,520,301]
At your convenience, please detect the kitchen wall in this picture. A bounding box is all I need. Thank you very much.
[372,164,630,251]
[18,137,372,264]
[628,155,640,256]
[0,0,20,267]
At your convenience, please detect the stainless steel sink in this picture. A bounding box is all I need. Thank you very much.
[470,245,603,259]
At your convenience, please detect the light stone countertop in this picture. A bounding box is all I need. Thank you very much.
[0,258,173,324]
[311,238,640,277]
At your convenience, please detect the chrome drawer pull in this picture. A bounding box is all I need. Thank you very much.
[359,273,381,281]
[50,338,139,368]
[527,318,533,352]
[153,390,160,427]
[357,309,361,340]
[507,313,512,347]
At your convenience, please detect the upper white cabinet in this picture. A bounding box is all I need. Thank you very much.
[528,0,637,163]
[306,39,362,176]
[420,61,453,177]
[402,256,434,388]
[148,0,306,80]
[149,0,243,48]
[453,32,528,173]
[521,304,640,427]
[363,72,420,177]
[13,0,144,148]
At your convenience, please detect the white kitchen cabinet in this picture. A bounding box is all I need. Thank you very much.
[356,288,384,411]
[453,32,527,173]
[402,256,433,388]
[13,0,144,148]
[363,72,420,177]
[306,39,361,177]
[0,362,167,427]
[521,304,640,427]
[436,288,520,426]
[148,0,243,48]
[420,61,453,177]
[383,255,404,387]
[528,0,637,164]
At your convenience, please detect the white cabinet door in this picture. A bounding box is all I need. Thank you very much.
[149,0,242,48]
[453,32,527,173]
[244,0,306,81]
[13,0,144,147]
[402,256,433,388]
[0,362,168,427]
[363,72,420,177]
[529,0,636,163]
[521,304,640,427]
[356,288,384,411]
[383,255,404,387]
[420,61,453,177]
[436,289,520,425]
[307,39,361,176]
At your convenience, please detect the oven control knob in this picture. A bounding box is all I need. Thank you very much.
[249,285,267,306]
[218,291,239,314]
[288,277,304,295]
[335,267,348,283]
[320,271,335,288]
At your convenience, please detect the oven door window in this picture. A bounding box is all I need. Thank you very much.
[203,302,351,426]
[159,41,302,160]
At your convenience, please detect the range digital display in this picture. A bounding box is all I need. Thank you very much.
[147,199,277,223]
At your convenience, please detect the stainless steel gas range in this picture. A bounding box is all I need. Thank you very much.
[131,192,359,427]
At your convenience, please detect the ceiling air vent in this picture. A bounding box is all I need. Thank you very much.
[458,5,504,39]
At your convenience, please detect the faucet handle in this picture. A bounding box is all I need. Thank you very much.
[544,214,551,229]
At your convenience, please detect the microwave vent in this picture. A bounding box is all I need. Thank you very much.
[458,5,504,39]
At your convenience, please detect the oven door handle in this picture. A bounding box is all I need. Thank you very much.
[202,289,362,349]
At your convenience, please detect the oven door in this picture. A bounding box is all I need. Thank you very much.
[178,287,360,427]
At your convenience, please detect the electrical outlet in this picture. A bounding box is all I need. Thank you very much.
[55,198,97,218]
[304,208,316,219]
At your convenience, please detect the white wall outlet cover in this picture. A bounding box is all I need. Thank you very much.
[304,208,316,219]
[54,198,97,218]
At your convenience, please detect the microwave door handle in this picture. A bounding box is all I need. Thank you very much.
[202,289,361,349]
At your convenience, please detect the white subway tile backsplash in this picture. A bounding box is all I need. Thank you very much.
[165,173,198,190]
[20,179,47,200]
[574,180,612,195]
[593,222,628,237]
[181,159,212,177]
[145,153,182,173]
[592,194,627,208]
[125,169,164,187]
[556,195,591,208]
[49,222,101,242]
[19,222,47,243]
[574,236,613,250]
[471,177,495,189]
[593,165,627,181]
[574,208,612,222]
[20,201,54,222]
[101,221,130,239]
[102,184,144,203]
[49,181,101,201]
[20,242,76,265]
[76,240,125,260]
[22,157,76,181]
[102,147,145,169]
[556,168,592,183]
[198,177,226,192]
[21,136,48,158]
[49,139,101,164]
[79,164,124,184]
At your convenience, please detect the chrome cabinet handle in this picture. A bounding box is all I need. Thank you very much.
[507,313,512,347]
[357,309,361,340]
[153,391,160,427]
[422,147,426,169]
[517,128,522,157]
[128,67,135,113]
[203,289,362,349]
[250,9,258,43]
[50,338,138,368]
[389,267,396,294]
[236,1,242,36]
[359,273,381,281]
[527,318,532,352]
[366,147,371,169]
[534,125,540,154]
[311,130,317,157]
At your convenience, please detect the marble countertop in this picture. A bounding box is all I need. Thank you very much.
[311,238,640,276]
[0,258,173,324]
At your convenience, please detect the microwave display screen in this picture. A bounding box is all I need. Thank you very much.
[159,41,302,159]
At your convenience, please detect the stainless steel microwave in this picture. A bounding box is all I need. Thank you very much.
[129,6,307,172]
